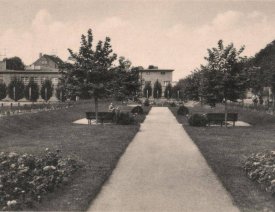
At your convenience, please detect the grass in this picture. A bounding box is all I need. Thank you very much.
[170,104,275,212]
[0,99,149,211]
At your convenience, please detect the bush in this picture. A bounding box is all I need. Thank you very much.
[177,105,189,115]
[0,149,81,211]
[24,80,39,101]
[115,112,135,125]
[131,106,143,114]
[8,78,25,101]
[143,99,150,107]
[244,151,275,195]
[188,114,207,127]
[0,83,7,100]
[41,80,53,101]
[170,102,176,107]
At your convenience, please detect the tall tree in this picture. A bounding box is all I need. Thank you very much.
[65,29,117,122]
[4,57,25,70]
[8,78,25,101]
[164,83,172,99]
[153,80,162,99]
[41,79,53,101]
[0,82,7,100]
[202,40,246,126]
[143,82,152,98]
[24,79,39,101]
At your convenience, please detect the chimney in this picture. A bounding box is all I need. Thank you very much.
[39,53,43,58]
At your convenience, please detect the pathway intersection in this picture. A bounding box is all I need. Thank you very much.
[89,107,239,212]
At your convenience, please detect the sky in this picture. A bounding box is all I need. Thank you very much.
[1,0,275,81]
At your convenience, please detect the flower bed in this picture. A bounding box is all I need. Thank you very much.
[0,149,81,211]
[244,151,275,195]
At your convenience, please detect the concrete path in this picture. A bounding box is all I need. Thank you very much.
[89,107,239,212]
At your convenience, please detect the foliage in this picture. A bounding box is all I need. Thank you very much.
[113,57,140,101]
[115,111,135,125]
[143,82,152,98]
[131,106,143,114]
[143,98,150,106]
[55,83,66,102]
[0,82,7,100]
[41,79,53,101]
[4,57,25,70]
[24,79,39,101]
[8,78,25,101]
[188,114,207,127]
[244,151,275,196]
[177,105,189,116]
[63,29,117,122]
[164,83,172,99]
[169,102,176,107]
[153,80,162,98]
[0,149,80,211]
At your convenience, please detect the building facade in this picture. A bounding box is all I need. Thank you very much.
[139,66,174,96]
[0,54,62,88]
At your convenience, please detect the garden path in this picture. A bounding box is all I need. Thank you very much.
[88,107,239,212]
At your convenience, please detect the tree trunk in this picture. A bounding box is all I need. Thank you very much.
[224,99,228,128]
[95,97,98,123]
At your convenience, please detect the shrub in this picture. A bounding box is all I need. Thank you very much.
[131,106,143,114]
[170,102,176,107]
[143,99,150,106]
[244,151,275,195]
[56,83,66,102]
[153,80,162,98]
[24,79,39,101]
[188,114,207,127]
[0,82,7,100]
[41,79,53,101]
[8,78,25,101]
[177,105,189,115]
[0,149,81,211]
[115,112,135,125]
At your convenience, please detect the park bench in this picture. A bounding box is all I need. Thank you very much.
[206,113,238,127]
[85,112,115,124]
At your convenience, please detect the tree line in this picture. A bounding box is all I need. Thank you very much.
[175,39,275,108]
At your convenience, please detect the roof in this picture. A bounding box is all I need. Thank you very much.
[43,55,64,66]
[140,69,174,72]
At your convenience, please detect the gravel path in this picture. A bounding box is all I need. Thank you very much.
[89,107,239,212]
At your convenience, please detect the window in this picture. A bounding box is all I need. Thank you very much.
[164,81,170,86]
[41,60,48,65]
[161,72,166,75]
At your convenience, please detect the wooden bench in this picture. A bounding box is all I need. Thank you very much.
[206,113,238,127]
[86,112,115,124]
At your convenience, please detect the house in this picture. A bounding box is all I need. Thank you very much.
[0,53,63,87]
[139,65,174,96]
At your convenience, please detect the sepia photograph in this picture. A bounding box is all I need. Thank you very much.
[1,0,275,211]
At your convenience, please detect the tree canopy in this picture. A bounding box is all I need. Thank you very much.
[4,57,25,70]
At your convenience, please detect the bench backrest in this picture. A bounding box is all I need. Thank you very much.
[206,113,238,121]
[86,112,115,119]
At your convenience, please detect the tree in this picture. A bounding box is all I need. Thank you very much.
[143,82,152,98]
[24,79,39,101]
[41,79,53,101]
[4,57,25,70]
[164,83,172,99]
[64,29,117,122]
[0,82,7,100]
[202,40,246,126]
[153,80,162,99]
[56,83,66,102]
[8,78,25,101]
[112,57,140,101]
[271,74,275,112]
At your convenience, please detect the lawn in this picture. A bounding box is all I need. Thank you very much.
[170,104,275,212]
[0,100,149,211]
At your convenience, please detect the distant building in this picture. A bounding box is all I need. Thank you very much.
[139,65,174,96]
[0,53,63,87]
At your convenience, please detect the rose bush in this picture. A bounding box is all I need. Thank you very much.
[0,149,81,210]
[244,151,275,195]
